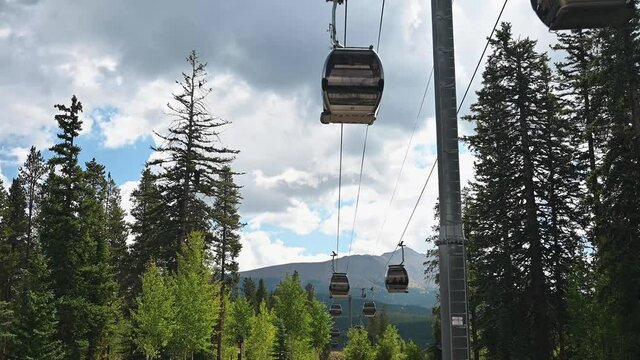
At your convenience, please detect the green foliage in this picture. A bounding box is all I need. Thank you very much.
[403,341,424,360]
[17,146,48,258]
[170,231,219,358]
[131,263,174,359]
[375,325,404,360]
[0,300,15,359]
[225,296,254,346]
[343,327,374,360]
[255,278,268,311]
[273,273,310,340]
[244,302,277,360]
[307,298,332,354]
[366,308,389,344]
[241,277,257,309]
[12,251,64,360]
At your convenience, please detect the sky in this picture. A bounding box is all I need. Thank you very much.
[0,0,558,271]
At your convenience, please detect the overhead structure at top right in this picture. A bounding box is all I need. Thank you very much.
[531,0,635,30]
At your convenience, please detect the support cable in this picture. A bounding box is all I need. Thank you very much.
[374,67,434,246]
[457,0,509,114]
[336,124,344,270]
[346,126,370,272]
[393,0,510,245]
[376,0,386,51]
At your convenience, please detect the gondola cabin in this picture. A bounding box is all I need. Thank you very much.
[321,46,384,125]
[329,272,350,298]
[385,264,409,293]
[531,0,634,30]
[331,328,341,338]
[362,301,376,318]
[329,303,342,317]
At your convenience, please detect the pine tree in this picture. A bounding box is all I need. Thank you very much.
[41,97,123,358]
[17,146,48,262]
[591,13,640,357]
[132,263,175,360]
[241,277,257,310]
[169,231,219,359]
[104,173,129,299]
[463,23,582,359]
[128,167,165,301]
[148,50,237,270]
[212,165,243,358]
[255,278,268,311]
[12,249,64,360]
[1,179,27,303]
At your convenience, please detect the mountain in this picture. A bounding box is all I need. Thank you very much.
[239,247,437,308]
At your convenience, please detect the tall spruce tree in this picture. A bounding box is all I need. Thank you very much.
[104,173,129,298]
[212,165,243,358]
[128,167,165,302]
[12,248,64,360]
[463,23,582,359]
[17,146,48,262]
[40,97,122,358]
[1,179,28,303]
[148,50,237,271]
[591,12,640,357]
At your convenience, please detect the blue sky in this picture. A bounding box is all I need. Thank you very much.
[0,0,558,270]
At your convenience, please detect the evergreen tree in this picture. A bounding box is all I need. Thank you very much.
[17,146,48,262]
[104,173,129,298]
[169,231,218,359]
[12,249,64,360]
[39,95,85,357]
[255,278,268,311]
[0,301,15,360]
[128,168,165,301]
[591,13,640,357]
[148,51,237,270]
[342,327,374,360]
[241,277,257,309]
[366,308,389,344]
[132,263,175,360]
[1,179,27,302]
[41,97,122,358]
[463,23,582,359]
[272,319,289,360]
[244,301,277,360]
[212,165,243,359]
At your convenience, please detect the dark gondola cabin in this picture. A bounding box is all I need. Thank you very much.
[331,328,341,338]
[321,47,384,125]
[362,301,376,318]
[531,0,634,30]
[329,303,342,317]
[385,264,409,293]
[329,272,350,298]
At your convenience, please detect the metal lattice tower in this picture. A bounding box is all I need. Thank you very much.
[431,0,471,358]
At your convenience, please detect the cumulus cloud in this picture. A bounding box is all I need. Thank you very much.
[1,0,558,271]
[238,230,328,271]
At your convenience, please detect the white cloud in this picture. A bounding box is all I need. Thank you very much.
[249,199,321,236]
[119,180,139,224]
[254,168,320,190]
[238,230,327,271]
